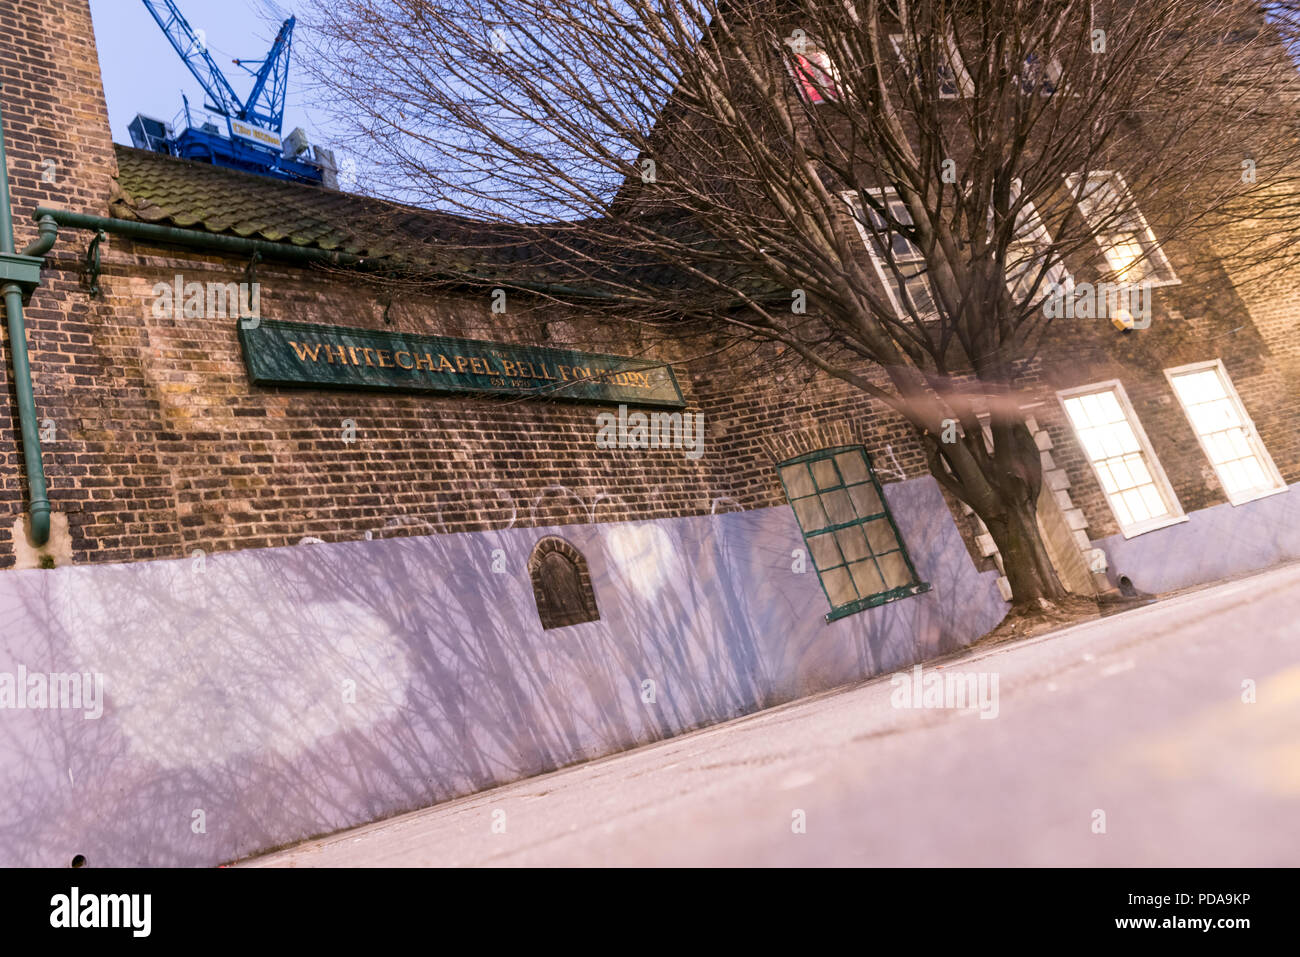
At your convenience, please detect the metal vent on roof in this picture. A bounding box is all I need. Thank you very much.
[128,114,172,154]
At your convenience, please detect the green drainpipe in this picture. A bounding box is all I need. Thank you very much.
[36,207,364,269]
[33,207,620,300]
[0,93,59,547]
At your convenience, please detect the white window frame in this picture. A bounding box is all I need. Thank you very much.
[1163,359,1288,506]
[844,184,1072,320]
[889,33,973,98]
[1056,380,1188,538]
[842,188,938,321]
[1002,180,1074,302]
[1064,170,1179,287]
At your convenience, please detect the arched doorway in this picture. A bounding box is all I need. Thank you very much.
[528,536,600,629]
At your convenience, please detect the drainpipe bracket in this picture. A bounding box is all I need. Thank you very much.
[82,230,106,298]
[0,252,44,304]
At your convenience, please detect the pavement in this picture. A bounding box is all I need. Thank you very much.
[243,561,1300,867]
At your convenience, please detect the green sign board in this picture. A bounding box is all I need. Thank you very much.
[238,319,685,408]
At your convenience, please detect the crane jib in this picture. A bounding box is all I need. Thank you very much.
[140,0,294,136]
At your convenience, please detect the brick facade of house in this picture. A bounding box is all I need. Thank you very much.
[0,0,1295,598]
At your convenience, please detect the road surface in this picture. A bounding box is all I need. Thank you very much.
[244,561,1300,866]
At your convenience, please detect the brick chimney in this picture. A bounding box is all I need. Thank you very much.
[0,0,117,248]
[0,0,118,568]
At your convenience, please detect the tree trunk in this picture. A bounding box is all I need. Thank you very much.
[922,415,1069,607]
[977,491,1068,605]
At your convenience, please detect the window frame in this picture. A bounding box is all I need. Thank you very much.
[1056,380,1188,538]
[888,33,973,99]
[842,188,939,322]
[1019,52,1063,95]
[1064,170,1179,288]
[1163,359,1288,506]
[845,184,1073,320]
[1002,180,1074,302]
[778,445,931,622]
[783,40,843,104]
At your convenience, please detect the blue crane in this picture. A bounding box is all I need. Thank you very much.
[129,0,333,186]
[232,16,296,133]
[141,0,294,133]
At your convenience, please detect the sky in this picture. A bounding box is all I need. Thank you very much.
[88,0,349,163]
[86,0,677,216]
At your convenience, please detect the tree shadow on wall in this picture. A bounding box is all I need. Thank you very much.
[0,482,1002,867]
[0,505,803,866]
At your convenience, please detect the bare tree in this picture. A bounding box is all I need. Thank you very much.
[300,0,1300,606]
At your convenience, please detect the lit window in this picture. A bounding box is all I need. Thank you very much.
[1065,171,1178,286]
[843,189,937,320]
[1165,361,1287,505]
[890,33,972,98]
[779,446,931,621]
[784,41,842,104]
[1058,382,1186,537]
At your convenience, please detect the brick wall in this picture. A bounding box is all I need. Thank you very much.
[1026,256,1299,543]
[6,238,757,566]
[12,185,1297,572]
[0,0,119,564]
[0,0,117,233]
[4,219,947,570]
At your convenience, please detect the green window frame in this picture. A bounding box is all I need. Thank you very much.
[778,445,931,622]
